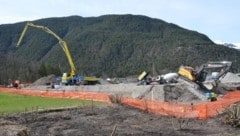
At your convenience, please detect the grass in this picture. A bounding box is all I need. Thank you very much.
[0,92,102,114]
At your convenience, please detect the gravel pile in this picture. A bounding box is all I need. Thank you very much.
[164,84,201,103]
[221,72,240,83]
[31,74,56,86]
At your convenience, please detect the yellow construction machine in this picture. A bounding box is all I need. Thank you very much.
[17,22,99,85]
[178,61,232,91]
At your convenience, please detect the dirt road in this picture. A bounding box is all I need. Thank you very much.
[0,104,239,136]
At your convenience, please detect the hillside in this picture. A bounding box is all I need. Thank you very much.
[0,14,240,83]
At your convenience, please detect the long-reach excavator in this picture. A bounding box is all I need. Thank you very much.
[17,22,99,85]
[178,61,232,92]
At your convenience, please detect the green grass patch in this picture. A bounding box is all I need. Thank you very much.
[0,92,103,114]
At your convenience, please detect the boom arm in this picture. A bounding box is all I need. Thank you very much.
[17,22,76,77]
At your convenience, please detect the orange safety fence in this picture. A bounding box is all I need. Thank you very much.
[0,88,112,104]
[121,90,240,119]
[1,87,240,119]
[120,98,199,118]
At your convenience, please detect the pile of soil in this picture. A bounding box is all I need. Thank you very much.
[0,104,239,136]
[31,74,56,86]
[218,72,240,92]
[164,84,201,103]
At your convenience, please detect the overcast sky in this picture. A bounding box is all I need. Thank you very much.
[0,0,239,44]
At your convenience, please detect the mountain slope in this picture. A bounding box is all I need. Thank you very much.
[0,14,240,83]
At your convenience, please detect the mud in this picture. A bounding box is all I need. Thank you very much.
[1,104,239,136]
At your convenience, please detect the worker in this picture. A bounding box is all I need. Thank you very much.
[205,92,217,101]
[210,92,217,101]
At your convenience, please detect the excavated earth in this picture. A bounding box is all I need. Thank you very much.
[1,104,240,136]
[26,74,205,104]
[24,72,240,104]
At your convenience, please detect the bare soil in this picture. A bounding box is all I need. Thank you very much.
[0,104,239,136]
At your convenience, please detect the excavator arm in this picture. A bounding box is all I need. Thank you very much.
[17,22,76,77]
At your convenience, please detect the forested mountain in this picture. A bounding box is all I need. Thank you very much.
[0,14,239,84]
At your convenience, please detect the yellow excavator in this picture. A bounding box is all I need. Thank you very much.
[17,22,99,85]
[178,61,232,91]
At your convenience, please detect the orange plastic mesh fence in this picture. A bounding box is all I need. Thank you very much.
[1,87,240,119]
[0,88,112,104]
[120,97,199,118]
[120,90,240,119]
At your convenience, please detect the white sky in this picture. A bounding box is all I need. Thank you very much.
[0,0,239,44]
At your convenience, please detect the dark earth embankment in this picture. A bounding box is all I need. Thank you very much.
[1,104,240,136]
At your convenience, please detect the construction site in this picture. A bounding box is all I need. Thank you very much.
[1,70,240,135]
[1,22,240,135]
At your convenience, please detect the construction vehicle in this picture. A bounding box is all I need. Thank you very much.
[17,22,99,85]
[137,71,152,85]
[178,61,232,91]
[137,71,178,85]
[9,80,21,88]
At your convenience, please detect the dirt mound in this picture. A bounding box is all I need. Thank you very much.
[32,74,56,86]
[221,72,240,83]
[164,84,201,103]
[218,72,240,92]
